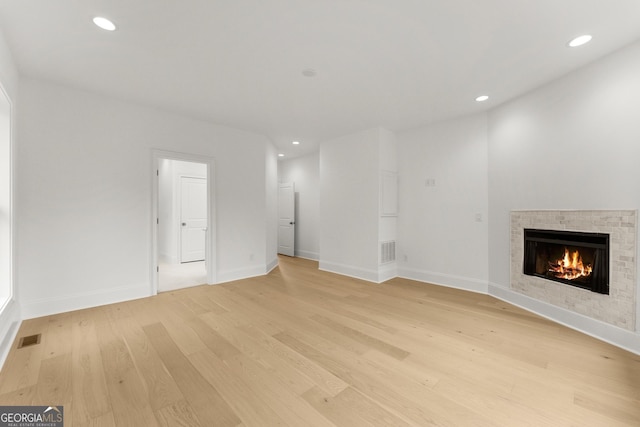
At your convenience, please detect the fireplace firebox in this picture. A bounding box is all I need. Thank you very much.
[523,229,609,294]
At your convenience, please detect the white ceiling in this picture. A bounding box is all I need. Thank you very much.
[1,0,640,158]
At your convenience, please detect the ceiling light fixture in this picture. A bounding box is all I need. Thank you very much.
[475,95,489,102]
[568,35,592,48]
[93,16,116,31]
[292,141,300,145]
[278,153,285,157]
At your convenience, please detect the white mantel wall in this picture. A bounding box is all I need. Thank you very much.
[16,78,276,318]
[488,40,640,348]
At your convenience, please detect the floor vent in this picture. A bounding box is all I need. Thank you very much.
[18,333,41,349]
[380,240,396,264]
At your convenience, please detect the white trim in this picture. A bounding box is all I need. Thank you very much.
[20,282,149,319]
[295,250,319,261]
[216,265,270,284]
[398,267,489,294]
[151,149,216,295]
[266,257,279,274]
[378,263,398,283]
[319,261,380,283]
[488,283,640,356]
[0,299,20,369]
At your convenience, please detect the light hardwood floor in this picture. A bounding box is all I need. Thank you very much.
[1,256,639,426]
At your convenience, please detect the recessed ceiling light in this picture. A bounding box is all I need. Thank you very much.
[278,153,285,157]
[302,69,317,77]
[475,95,489,102]
[292,141,300,145]
[93,16,116,31]
[568,35,592,48]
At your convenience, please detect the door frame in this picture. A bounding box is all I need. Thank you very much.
[151,149,216,295]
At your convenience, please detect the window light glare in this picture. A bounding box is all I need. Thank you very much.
[568,35,592,48]
[93,16,116,31]
[475,95,489,102]
[278,153,285,157]
[292,141,300,145]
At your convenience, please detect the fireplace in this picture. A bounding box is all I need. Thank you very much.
[511,210,636,331]
[523,228,609,295]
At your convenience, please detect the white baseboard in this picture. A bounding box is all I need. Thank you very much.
[398,267,489,294]
[295,250,319,261]
[488,283,640,356]
[378,263,398,283]
[318,261,399,284]
[0,299,22,369]
[319,261,380,283]
[21,283,151,319]
[216,264,270,284]
[266,258,279,274]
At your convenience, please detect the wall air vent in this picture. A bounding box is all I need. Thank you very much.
[380,240,396,264]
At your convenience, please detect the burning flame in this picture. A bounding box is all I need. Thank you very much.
[548,248,592,280]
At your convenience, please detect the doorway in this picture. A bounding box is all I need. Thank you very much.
[151,151,215,293]
[179,176,207,263]
[278,182,295,257]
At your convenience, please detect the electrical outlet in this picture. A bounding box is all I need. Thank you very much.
[475,213,482,222]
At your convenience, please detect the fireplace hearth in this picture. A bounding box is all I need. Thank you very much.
[523,229,609,294]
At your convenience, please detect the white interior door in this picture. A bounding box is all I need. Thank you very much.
[180,176,207,263]
[278,182,295,257]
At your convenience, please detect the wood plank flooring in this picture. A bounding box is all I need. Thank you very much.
[1,256,639,426]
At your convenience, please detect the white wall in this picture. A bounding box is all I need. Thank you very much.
[320,128,380,281]
[397,114,489,293]
[488,40,640,344]
[158,159,207,264]
[0,27,20,368]
[319,127,398,282]
[278,152,320,260]
[16,77,275,317]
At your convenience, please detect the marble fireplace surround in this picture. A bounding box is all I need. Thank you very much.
[511,210,637,331]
